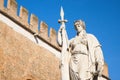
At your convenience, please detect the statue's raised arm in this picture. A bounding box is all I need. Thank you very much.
[58,19,105,80]
[57,7,70,80]
[58,7,68,48]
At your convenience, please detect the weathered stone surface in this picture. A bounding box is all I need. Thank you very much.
[39,21,49,40]
[7,0,18,15]
[0,0,109,80]
[103,63,109,77]
[0,0,60,50]
[19,6,29,26]
[30,14,38,33]
[0,21,61,80]
[0,0,4,9]
[50,28,57,46]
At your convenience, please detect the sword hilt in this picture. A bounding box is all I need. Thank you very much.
[58,19,68,23]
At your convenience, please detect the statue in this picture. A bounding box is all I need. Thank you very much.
[57,7,104,80]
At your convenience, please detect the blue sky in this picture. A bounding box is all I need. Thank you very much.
[8,0,120,79]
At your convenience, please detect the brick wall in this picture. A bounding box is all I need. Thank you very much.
[0,21,61,80]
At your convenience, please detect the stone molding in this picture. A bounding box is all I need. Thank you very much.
[0,0,60,50]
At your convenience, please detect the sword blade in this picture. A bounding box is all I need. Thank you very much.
[60,6,64,21]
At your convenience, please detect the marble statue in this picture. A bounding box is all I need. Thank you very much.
[57,7,104,80]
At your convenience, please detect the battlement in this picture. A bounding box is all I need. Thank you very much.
[0,0,60,51]
[0,1,110,80]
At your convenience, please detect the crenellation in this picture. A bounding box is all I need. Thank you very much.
[0,0,110,80]
[103,63,109,77]
[19,6,29,27]
[0,0,4,9]
[30,14,39,33]
[7,0,17,15]
[50,28,58,47]
[39,21,49,41]
[0,0,60,50]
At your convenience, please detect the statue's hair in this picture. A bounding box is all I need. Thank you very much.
[74,20,86,30]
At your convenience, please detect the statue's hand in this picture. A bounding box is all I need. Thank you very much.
[92,70,102,77]
[91,70,99,76]
[60,25,65,30]
[98,70,103,77]
[97,64,103,76]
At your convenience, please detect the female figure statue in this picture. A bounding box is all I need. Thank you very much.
[58,20,104,80]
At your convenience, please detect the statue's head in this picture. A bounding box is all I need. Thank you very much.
[74,20,86,32]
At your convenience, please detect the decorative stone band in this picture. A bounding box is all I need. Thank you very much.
[0,0,59,50]
[0,13,61,59]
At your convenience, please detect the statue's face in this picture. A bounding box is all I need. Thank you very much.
[75,22,84,32]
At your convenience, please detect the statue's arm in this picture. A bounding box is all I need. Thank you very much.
[68,38,74,52]
[95,44,104,76]
[91,34,104,76]
[88,34,104,65]
[57,28,63,46]
[57,24,68,47]
[88,34,104,76]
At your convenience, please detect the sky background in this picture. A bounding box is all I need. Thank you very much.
[5,0,120,79]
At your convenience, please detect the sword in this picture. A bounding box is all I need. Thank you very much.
[58,6,68,25]
[58,6,69,80]
[58,6,69,51]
